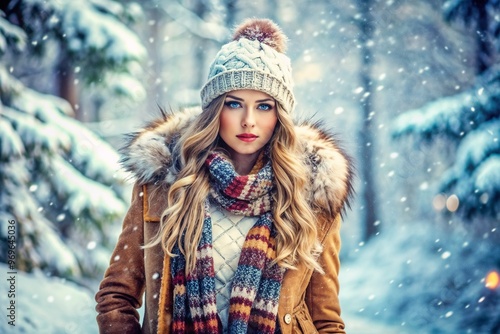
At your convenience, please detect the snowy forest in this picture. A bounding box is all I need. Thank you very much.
[1,0,499,333]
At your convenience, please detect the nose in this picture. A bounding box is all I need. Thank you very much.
[242,108,255,128]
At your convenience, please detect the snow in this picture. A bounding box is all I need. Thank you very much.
[1,63,128,276]
[342,312,410,333]
[104,72,147,101]
[340,222,500,333]
[4,221,498,334]
[438,121,500,207]
[161,1,229,42]
[452,120,500,173]
[1,0,499,332]
[392,65,500,141]
[20,0,147,101]
[3,106,70,153]
[0,16,26,53]
[0,264,98,333]
[37,215,82,276]
[0,116,24,159]
[0,66,23,97]
[10,85,126,185]
[475,156,500,192]
[391,91,472,138]
[11,81,74,118]
[392,62,500,219]
[2,66,127,278]
[2,0,150,304]
[1,173,82,275]
[25,0,146,61]
[49,156,127,221]
[64,1,145,60]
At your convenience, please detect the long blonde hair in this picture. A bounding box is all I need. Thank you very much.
[148,94,323,273]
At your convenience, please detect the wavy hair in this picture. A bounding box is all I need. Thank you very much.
[148,94,323,274]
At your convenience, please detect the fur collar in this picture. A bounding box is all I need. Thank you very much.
[121,107,354,217]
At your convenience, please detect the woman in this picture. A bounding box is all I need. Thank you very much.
[96,18,354,334]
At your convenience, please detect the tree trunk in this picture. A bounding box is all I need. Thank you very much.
[57,56,80,120]
[148,5,163,105]
[225,0,237,27]
[268,0,278,22]
[475,1,490,75]
[194,0,208,88]
[357,0,379,240]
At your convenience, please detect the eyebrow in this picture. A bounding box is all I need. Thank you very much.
[226,95,275,103]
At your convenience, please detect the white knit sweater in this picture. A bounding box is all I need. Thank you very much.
[209,204,257,332]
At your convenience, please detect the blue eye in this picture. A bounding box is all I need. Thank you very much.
[225,101,241,109]
[258,104,273,111]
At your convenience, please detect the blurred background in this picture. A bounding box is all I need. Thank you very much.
[1,0,499,333]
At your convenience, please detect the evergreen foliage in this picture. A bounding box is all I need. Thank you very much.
[392,1,500,221]
[0,0,146,278]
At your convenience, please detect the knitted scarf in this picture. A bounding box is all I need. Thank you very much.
[170,152,285,334]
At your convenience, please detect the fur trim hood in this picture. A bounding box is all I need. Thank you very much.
[121,107,355,217]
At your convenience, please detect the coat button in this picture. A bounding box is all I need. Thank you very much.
[284,313,292,324]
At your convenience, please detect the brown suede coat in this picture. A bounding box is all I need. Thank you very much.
[95,108,354,334]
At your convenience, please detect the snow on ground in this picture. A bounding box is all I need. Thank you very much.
[343,312,412,334]
[339,221,500,334]
[0,263,98,333]
[1,261,406,334]
[2,220,499,334]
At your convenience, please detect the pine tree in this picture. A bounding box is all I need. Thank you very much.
[443,0,499,74]
[392,1,500,223]
[0,0,147,278]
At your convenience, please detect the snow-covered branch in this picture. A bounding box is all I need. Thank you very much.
[161,0,229,43]
[392,64,500,220]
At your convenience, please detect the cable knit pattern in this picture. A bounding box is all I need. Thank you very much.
[200,19,295,113]
[211,205,257,333]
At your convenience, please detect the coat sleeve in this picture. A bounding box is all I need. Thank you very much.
[305,214,346,333]
[95,182,146,334]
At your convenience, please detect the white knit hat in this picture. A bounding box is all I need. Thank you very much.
[200,19,295,113]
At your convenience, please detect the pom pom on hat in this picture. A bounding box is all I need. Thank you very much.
[232,18,288,53]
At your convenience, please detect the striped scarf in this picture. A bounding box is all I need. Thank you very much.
[170,152,285,334]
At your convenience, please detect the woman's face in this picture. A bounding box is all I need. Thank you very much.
[219,89,278,167]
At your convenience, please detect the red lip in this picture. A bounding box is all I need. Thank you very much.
[236,133,258,143]
[236,133,258,139]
